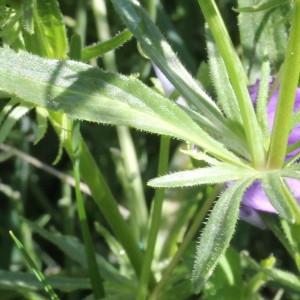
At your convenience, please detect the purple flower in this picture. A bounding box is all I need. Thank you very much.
[240,79,300,228]
[153,65,300,228]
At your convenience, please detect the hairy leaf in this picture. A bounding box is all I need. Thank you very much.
[192,177,254,293]
[262,172,300,223]
[148,164,258,188]
[0,48,245,167]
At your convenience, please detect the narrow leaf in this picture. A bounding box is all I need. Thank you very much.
[192,177,255,293]
[244,253,300,293]
[206,25,241,123]
[0,48,245,167]
[23,0,35,34]
[181,149,221,166]
[23,0,67,58]
[23,218,135,288]
[81,29,133,62]
[238,0,289,81]
[9,231,60,300]
[148,164,258,188]
[256,53,271,148]
[0,270,90,291]
[110,0,229,133]
[235,0,290,12]
[262,172,300,223]
[34,106,48,144]
[0,98,33,144]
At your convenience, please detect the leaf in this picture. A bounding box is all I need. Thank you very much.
[255,53,271,149]
[9,231,60,300]
[262,172,300,223]
[0,48,245,167]
[0,270,90,291]
[148,164,258,188]
[235,0,290,13]
[202,248,243,300]
[34,106,48,144]
[81,29,133,62]
[23,218,135,289]
[23,0,67,58]
[22,0,35,34]
[0,98,33,144]
[244,253,300,293]
[206,25,241,124]
[192,177,254,293]
[110,0,230,134]
[238,0,290,81]
[280,218,300,270]
[181,149,221,166]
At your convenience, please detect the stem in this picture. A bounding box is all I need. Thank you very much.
[198,0,265,169]
[149,184,223,299]
[267,1,300,169]
[48,111,151,283]
[136,136,170,300]
[69,37,105,298]
[72,122,105,299]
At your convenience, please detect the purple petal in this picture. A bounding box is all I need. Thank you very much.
[250,79,300,158]
[239,205,267,229]
[152,63,175,97]
[241,178,300,213]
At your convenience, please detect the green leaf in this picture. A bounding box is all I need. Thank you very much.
[262,172,300,223]
[192,177,254,293]
[81,29,133,62]
[22,0,35,34]
[244,253,300,293]
[262,213,295,259]
[0,48,245,167]
[238,0,290,81]
[9,231,60,300]
[110,0,231,134]
[181,149,222,166]
[202,248,243,300]
[34,107,48,144]
[148,164,258,188]
[0,98,33,144]
[0,270,90,291]
[23,218,136,289]
[255,53,271,150]
[235,0,290,13]
[199,0,265,169]
[206,25,241,124]
[23,0,67,58]
[280,218,300,270]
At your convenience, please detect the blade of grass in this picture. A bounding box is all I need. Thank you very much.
[9,231,60,300]
[136,136,170,300]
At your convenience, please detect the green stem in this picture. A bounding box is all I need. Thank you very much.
[136,136,170,300]
[91,0,117,71]
[267,0,300,169]
[149,184,223,299]
[72,122,105,299]
[198,0,265,170]
[116,126,148,244]
[48,111,151,283]
[69,36,105,298]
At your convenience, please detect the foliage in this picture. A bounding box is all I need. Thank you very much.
[0,0,300,299]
